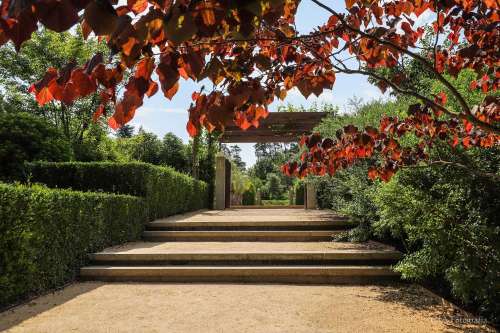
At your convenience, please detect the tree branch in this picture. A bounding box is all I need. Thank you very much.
[309,0,472,117]
[329,64,500,134]
[404,160,500,182]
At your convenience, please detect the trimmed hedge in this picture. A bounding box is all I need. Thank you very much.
[25,162,209,220]
[0,183,147,307]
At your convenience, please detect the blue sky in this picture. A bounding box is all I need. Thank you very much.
[129,1,384,167]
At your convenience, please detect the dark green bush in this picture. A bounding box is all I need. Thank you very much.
[0,183,147,307]
[373,155,500,324]
[242,186,256,205]
[294,182,305,205]
[25,162,209,220]
[0,112,72,180]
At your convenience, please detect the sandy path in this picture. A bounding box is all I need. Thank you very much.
[0,282,493,333]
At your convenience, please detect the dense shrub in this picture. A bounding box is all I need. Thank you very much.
[316,164,378,242]
[372,150,500,324]
[315,98,500,324]
[242,185,256,205]
[25,162,209,220]
[0,183,147,307]
[0,112,72,180]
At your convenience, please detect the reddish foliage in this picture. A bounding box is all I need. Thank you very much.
[283,98,500,181]
[0,0,498,180]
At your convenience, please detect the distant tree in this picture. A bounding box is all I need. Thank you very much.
[116,125,135,139]
[250,142,299,191]
[229,145,246,170]
[221,144,246,171]
[265,173,283,200]
[277,102,339,115]
[0,112,72,180]
[159,132,188,172]
[118,127,162,165]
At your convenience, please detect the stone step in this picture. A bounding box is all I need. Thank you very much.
[146,219,352,231]
[80,265,399,283]
[142,230,340,242]
[89,250,401,266]
[230,205,304,209]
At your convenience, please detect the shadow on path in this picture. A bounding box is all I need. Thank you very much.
[365,284,493,333]
[0,282,101,332]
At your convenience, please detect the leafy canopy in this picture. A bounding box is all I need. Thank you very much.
[0,0,498,180]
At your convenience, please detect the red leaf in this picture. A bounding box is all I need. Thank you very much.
[367,167,378,180]
[34,86,54,105]
[165,81,179,100]
[156,61,180,99]
[84,1,118,36]
[434,92,447,105]
[29,67,58,105]
[462,136,471,148]
[2,9,37,50]
[186,120,198,137]
[145,81,158,97]
[135,57,155,80]
[70,68,97,98]
[127,0,148,14]
[34,0,79,32]
[92,104,105,122]
[255,106,269,120]
[109,93,143,129]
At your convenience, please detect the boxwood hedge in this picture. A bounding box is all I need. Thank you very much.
[0,183,147,307]
[25,162,209,220]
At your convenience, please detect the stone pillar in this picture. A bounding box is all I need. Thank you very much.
[305,182,317,210]
[255,189,262,206]
[215,154,227,210]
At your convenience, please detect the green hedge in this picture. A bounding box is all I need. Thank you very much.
[294,182,305,205]
[0,183,147,307]
[25,162,209,220]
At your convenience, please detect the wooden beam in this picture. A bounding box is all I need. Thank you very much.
[220,112,328,143]
[219,135,300,143]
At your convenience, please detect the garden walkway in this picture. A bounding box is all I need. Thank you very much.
[1,208,494,332]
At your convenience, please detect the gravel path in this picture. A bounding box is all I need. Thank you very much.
[0,282,493,333]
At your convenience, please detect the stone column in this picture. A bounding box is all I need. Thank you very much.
[305,181,317,210]
[255,189,262,206]
[215,154,226,210]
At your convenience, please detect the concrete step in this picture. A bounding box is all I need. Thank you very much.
[142,230,340,242]
[89,250,401,266]
[146,219,352,231]
[80,265,399,283]
[230,205,304,209]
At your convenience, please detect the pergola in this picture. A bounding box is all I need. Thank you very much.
[219,112,329,143]
[215,112,328,210]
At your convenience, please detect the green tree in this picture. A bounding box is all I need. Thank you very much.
[221,144,246,171]
[126,128,162,165]
[159,132,188,172]
[0,28,110,159]
[0,112,72,180]
[264,173,283,200]
[116,125,135,139]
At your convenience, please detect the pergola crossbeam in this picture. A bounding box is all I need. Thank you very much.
[219,112,328,143]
